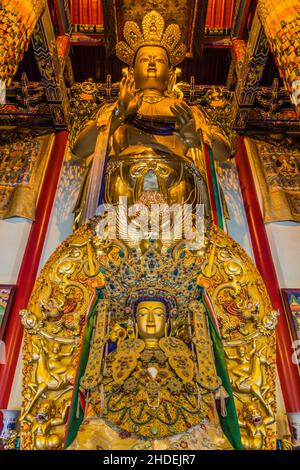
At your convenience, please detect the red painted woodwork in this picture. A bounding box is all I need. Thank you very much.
[235,135,300,412]
[0,131,68,408]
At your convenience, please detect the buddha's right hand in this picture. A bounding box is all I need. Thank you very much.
[115,72,143,122]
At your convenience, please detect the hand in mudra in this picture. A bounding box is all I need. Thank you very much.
[117,73,143,121]
[170,102,200,148]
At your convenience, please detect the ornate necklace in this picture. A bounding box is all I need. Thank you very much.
[142,94,165,104]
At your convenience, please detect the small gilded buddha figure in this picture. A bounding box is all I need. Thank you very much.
[72,10,233,227]
[66,288,238,450]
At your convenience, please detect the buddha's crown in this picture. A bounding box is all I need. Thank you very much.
[116,10,186,67]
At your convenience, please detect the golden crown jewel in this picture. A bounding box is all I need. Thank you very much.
[116,10,187,67]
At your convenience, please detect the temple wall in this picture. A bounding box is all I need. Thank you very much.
[0,218,29,407]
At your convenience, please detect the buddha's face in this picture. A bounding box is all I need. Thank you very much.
[136,300,166,340]
[133,46,170,92]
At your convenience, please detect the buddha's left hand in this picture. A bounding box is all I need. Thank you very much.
[170,102,200,148]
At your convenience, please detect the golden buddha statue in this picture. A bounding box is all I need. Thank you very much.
[20,10,278,452]
[72,10,233,227]
[68,289,233,450]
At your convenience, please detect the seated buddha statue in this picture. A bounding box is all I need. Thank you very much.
[67,288,236,450]
[72,10,234,227]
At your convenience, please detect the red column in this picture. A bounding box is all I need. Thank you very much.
[235,135,300,412]
[0,130,68,408]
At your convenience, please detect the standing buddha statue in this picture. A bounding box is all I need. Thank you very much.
[72,10,233,227]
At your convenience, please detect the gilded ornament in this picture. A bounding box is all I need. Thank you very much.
[23,399,69,450]
[20,223,277,450]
